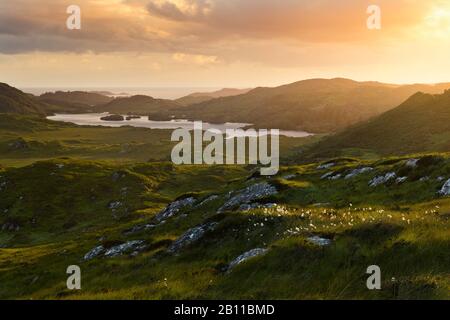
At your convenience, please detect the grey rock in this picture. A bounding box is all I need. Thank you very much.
[396,177,408,184]
[329,174,342,180]
[369,172,396,187]
[228,248,268,271]
[8,139,29,150]
[155,197,196,222]
[437,176,446,182]
[104,240,146,257]
[320,172,334,180]
[124,223,156,235]
[84,245,105,261]
[307,236,332,246]
[168,223,217,253]
[283,174,296,180]
[405,159,419,168]
[1,222,20,232]
[438,179,450,196]
[218,183,277,213]
[317,163,335,170]
[344,167,373,179]
[196,195,219,208]
[108,201,122,210]
[419,176,430,182]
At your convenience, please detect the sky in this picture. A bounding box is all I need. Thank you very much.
[0,0,449,88]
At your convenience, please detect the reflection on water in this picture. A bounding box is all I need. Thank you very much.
[47,113,313,138]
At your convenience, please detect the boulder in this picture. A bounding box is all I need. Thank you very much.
[369,172,396,187]
[307,236,332,246]
[84,245,105,261]
[167,223,217,253]
[344,167,373,179]
[217,183,277,213]
[317,163,335,170]
[228,248,268,271]
[396,177,408,184]
[155,197,196,222]
[438,179,450,196]
[104,240,146,257]
[84,240,146,260]
[405,159,419,168]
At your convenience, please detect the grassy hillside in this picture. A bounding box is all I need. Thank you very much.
[305,90,450,160]
[168,79,450,133]
[38,91,114,114]
[0,83,47,115]
[0,156,448,299]
[176,88,252,106]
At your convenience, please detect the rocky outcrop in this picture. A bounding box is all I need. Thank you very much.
[227,248,268,271]
[217,183,277,213]
[83,240,146,260]
[167,222,217,253]
[369,172,396,187]
[317,163,335,170]
[344,167,373,179]
[405,159,419,168]
[195,195,219,208]
[123,223,156,235]
[104,240,146,258]
[1,222,20,232]
[155,197,196,222]
[438,179,450,196]
[83,245,105,261]
[396,177,408,184]
[307,236,332,246]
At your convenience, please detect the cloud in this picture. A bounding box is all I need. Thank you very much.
[146,0,213,21]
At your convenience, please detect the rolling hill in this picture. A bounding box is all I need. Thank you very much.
[38,91,114,113]
[176,88,252,106]
[168,78,450,133]
[94,95,181,116]
[0,83,47,115]
[306,90,450,159]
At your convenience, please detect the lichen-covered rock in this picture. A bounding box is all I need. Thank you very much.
[196,195,219,208]
[155,197,196,222]
[123,223,156,235]
[228,248,268,271]
[345,167,373,179]
[321,172,333,180]
[317,163,335,170]
[438,179,450,196]
[168,223,217,253]
[218,183,277,213]
[104,240,146,257]
[396,177,408,184]
[405,159,419,168]
[1,222,20,232]
[329,174,342,180]
[108,201,122,210]
[84,240,146,260]
[307,236,332,246]
[84,245,105,261]
[369,172,396,187]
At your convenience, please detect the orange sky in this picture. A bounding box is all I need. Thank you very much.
[0,0,449,87]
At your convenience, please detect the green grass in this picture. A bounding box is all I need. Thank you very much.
[0,154,449,300]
